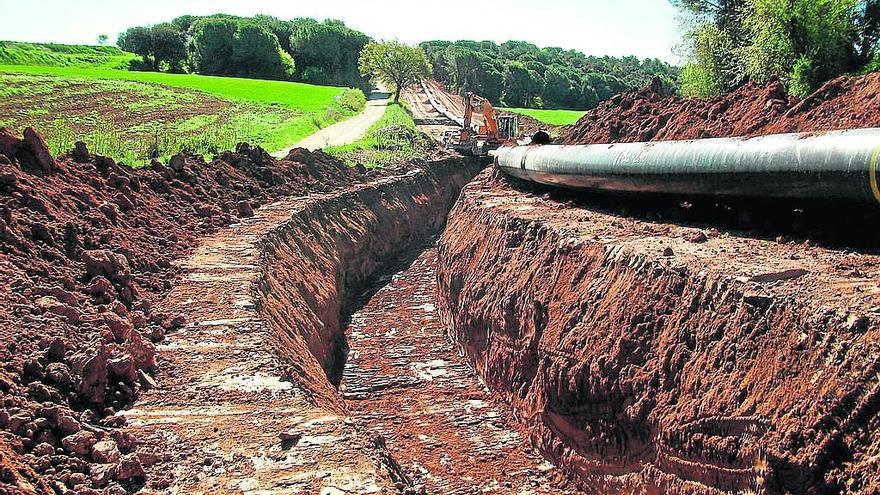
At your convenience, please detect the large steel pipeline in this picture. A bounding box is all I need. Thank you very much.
[420,81,465,127]
[495,128,880,204]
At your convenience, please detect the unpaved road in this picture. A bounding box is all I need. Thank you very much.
[273,91,390,156]
[403,84,460,142]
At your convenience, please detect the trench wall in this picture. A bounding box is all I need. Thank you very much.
[254,159,480,408]
[436,169,880,494]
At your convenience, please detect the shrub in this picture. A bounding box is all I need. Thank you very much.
[335,88,366,113]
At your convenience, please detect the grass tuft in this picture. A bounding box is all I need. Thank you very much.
[326,103,427,168]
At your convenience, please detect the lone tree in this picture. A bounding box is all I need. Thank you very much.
[358,40,431,102]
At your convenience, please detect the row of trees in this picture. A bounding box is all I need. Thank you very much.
[675,0,880,97]
[420,40,680,109]
[118,15,370,87]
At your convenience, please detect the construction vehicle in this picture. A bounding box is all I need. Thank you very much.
[443,92,519,156]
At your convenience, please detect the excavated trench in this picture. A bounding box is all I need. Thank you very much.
[133,151,879,494]
[248,157,580,493]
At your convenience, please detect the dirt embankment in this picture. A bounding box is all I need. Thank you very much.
[561,73,880,144]
[0,128,376,494]
[437,169,880,494]
[255,159,481,407]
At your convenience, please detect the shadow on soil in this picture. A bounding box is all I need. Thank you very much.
[503,174,880,252]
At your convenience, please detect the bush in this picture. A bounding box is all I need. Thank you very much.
[680,64,720,98]
[676,0,880,97]
[335,88,366,113]
[231,23,295,80]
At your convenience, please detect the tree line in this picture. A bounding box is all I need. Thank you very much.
[675,0,880,97]
[420,40,680,110]
[118,15,370,88]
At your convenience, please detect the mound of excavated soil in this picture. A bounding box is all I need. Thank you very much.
[0,128,371,494]
[561,73,880,144]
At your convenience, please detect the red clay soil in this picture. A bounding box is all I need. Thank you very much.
[121,159,480,493]
[437,169,880,494]
[561,73,880,144]
[341,248,577,493]
[0,127,372,494]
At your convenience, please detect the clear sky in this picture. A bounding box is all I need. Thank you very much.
[0,0,682,62]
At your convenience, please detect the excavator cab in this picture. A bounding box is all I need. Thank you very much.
[496,115,518,141]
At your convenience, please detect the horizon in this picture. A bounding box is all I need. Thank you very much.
[0,0,682,63]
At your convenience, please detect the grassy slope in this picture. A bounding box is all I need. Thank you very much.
[326,103,425,168]
[0,41,136,69]
[0,65,345,112]
[500,107,586,126]
[0,67,363,165]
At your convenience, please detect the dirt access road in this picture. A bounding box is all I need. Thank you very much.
[273,89,391,156]
[121,196,392,494]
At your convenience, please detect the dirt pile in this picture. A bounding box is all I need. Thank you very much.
[0,128,370,494]
[561,73,880,144]
[437,168,880,494]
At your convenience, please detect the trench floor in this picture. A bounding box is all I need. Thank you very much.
[340,248,578,494]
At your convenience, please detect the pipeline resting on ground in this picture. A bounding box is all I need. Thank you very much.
[495,128,880,204]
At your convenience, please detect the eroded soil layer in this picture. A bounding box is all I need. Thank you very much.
[123,160,480,493]
[436,169,880,494]
[341,247,578,494]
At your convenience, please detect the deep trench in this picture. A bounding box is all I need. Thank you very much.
[255,161,879,494]
[252,161,581,493]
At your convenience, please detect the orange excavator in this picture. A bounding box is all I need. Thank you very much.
[443,92,519,156]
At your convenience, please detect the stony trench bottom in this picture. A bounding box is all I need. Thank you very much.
[340,248,575,494]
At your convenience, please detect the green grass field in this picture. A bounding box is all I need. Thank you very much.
[500,107,586,126]
[0,41,136,69]
[0,65,350,112]
[0,64,366,166]
[326,103,426,168]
